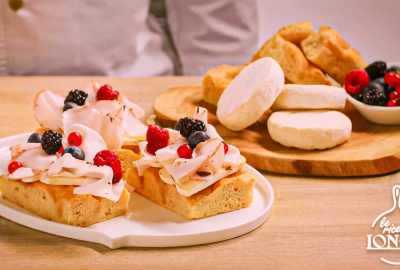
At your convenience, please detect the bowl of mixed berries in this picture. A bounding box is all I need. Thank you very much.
[345,61,400,125]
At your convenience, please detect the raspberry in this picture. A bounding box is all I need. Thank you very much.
[365,61,387,81]
[177,117,207,138]
[177,144,192,159]
[345,69,370,95]
[41,130,63,155]
[64,89,88,106]
[97,84,119,101]
[93,150,122,183]
[146,125,169,155]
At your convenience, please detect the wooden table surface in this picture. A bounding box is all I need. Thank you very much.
[1,76,400,269]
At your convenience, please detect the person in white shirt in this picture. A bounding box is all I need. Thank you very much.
[1,0,259,77]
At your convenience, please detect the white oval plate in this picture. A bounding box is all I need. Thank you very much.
[0,133,274,249]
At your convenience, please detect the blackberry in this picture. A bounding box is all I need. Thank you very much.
[64,89,88,106]
[351,93,363,102]
[365,61,387,81]
[177,117,207,138]
[363,82,386,106]
[41,130,63,155]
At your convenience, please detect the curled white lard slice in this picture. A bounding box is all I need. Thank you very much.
[62,124,107,162]
[84,81,100,104]
[155,137,186,165]
[121,95,147,137]
[205,124,222,141]
[34,90,65,130]
[62,101,124,150]
[0,147,11,175]
[9,143,57,172]
[43,154,124,201]
[194,106,208,125]
[164,155,209,185]
[7,167,35,180]
[133,142,161,175]
[121,95,145,120]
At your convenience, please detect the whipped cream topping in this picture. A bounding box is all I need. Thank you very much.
[62,124,107,162]
[134,107,242,197]
[41,153,124,202]
[34,90,65,130]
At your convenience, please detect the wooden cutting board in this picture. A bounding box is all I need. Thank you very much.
[154,86,400,177]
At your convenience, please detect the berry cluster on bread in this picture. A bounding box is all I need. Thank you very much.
[122,106,255,219]
[1,124,128,227]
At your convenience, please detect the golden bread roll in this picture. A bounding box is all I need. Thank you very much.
[301,25,367,85]
[277,20,314,46]
[252,34,332,85]
[203,65,245,106]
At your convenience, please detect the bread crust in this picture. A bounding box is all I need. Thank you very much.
[0,177,130,227]
[277,20,314,46]
[124,166,255,219]
[252,34,332,86]
[301,25,367,85]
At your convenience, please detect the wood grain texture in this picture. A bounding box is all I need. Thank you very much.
[154,86,400,177]
[0,76,400,269]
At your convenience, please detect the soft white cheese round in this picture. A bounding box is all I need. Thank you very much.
[267,110,352,150]
[271,84,347,111]
[217,57,284,131]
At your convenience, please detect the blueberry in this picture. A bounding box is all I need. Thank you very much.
[387,66,400,73]
[63,102,78,112]
[188,131,210,149]
[62,146,85,160]
[27,132,42,143]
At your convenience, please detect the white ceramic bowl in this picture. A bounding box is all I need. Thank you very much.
[347,94,400,125]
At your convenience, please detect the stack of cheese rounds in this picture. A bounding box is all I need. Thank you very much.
[217,58,351,150]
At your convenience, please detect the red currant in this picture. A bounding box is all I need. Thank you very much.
[385,72,400,88]
[222,141,229,154]
[389,91,399,101]
[68,132,82,146]
[57,146,65,154]
[388,98,400,107]
[177,144,192,159]
[8,161,23,174]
